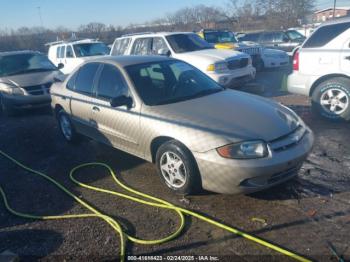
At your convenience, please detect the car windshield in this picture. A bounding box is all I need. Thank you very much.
[204,31,238,44]
[126,60,224,106]
[286,30,305,41]
[73,43,109,57]
[166,34,214,53]
[0,53,57,77]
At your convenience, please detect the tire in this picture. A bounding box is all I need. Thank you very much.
[57,109,80,143]
[0,95,15,117]
[156,140,201,195]
[311,77,350,121]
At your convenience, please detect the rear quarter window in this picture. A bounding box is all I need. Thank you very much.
[303,22,350,48]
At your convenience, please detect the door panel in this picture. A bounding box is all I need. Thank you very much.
[341,39,350,75]
[91,64,141,156]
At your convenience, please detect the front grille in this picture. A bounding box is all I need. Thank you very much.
[22,82,52,96]
[227,58,248,70]
[238,47,260,55]
[269,125,307,152]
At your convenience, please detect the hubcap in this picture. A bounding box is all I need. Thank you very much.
[60,114,72,140]
[160,152,187,189]
[320,88,349,115]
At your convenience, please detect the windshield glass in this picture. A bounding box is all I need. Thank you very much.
[286,30,305,40]
[166,34,214,53]
[0,53,57,77]
[73,43,109,57]
[204,31,238,44]
[126,60,224,106]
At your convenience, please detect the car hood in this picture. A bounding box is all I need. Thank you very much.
[147,90,300,150]
[0,70,61,87]
[175,49,247,63]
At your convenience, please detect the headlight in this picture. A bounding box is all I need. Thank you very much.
[207,62,228,72]
[217,140,268,159]
[0,83,24,96]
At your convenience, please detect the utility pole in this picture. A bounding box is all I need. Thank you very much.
[333,0,337,19]
[37,6,44,28]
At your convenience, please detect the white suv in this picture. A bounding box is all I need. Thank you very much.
[110,32,256,87]
[288,18,350,121]
[47,39,109,75]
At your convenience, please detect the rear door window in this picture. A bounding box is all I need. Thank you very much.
[131,38,152,55]
[111,38,131,56]
[303,22,350,48]
[74,63,100,95]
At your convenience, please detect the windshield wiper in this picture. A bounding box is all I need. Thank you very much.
[155,89,223,105]
[5,68,56,76]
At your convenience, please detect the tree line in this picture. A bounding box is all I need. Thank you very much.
[0,0,315,52]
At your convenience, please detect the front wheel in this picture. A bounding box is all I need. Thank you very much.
[156,140,201,195]
[311,77,350,121]
[57,110,80,143]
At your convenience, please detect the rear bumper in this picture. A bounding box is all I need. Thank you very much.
[193,128,314,194]
[1,93,51,109]
[287,71,316,96]
[208,65,256,88]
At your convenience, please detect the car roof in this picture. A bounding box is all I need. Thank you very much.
[88,55,175,67]
[0,50,41,57]
[120,32,194,38]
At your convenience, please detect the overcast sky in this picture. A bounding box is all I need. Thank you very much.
[0,0,348,30]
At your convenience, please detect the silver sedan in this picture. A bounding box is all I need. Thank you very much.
[50,56,314,195]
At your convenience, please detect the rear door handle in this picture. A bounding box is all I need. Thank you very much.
[345,56,350,60]
[92,106,100,112]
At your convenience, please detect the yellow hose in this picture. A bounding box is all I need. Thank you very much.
[0,149,312,262]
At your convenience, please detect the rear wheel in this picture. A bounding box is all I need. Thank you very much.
[156,140,201,195]
[57,109,79,143]
[311,77,350,121]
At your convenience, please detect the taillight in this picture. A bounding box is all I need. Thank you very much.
[293,50,299,71]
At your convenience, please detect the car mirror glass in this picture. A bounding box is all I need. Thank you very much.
[110,95,132,108]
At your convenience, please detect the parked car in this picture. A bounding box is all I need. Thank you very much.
[47,39,109,75]
[51,56,314,195]
[0,51,63,116]
[260,48,289,69]
[110,32,256,88]
[287,18,350,121]
[197,29,264,71]
[238,30,306,55]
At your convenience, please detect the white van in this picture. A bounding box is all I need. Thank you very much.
[47,39,109,75]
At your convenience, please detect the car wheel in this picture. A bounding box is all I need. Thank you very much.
[311,77,350,121]
[57,110,79,143]
[156,140,201,195]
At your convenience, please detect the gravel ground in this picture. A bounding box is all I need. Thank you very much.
[0,66,349,261]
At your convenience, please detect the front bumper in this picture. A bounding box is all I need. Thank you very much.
[193,128,314,194]
[1,93,51,110]
[208,65,256,88]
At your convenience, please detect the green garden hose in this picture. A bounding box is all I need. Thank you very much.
[0,149,312,262]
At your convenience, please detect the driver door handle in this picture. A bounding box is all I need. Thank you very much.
[92,106,100,112]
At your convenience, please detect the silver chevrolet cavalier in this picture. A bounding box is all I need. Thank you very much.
[50,56,314,195]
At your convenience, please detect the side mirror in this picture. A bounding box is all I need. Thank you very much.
[157,49,170,56]
[57,63,64,70]
[110,95,133,108]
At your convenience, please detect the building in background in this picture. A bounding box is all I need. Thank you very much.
[314,7,350,22]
